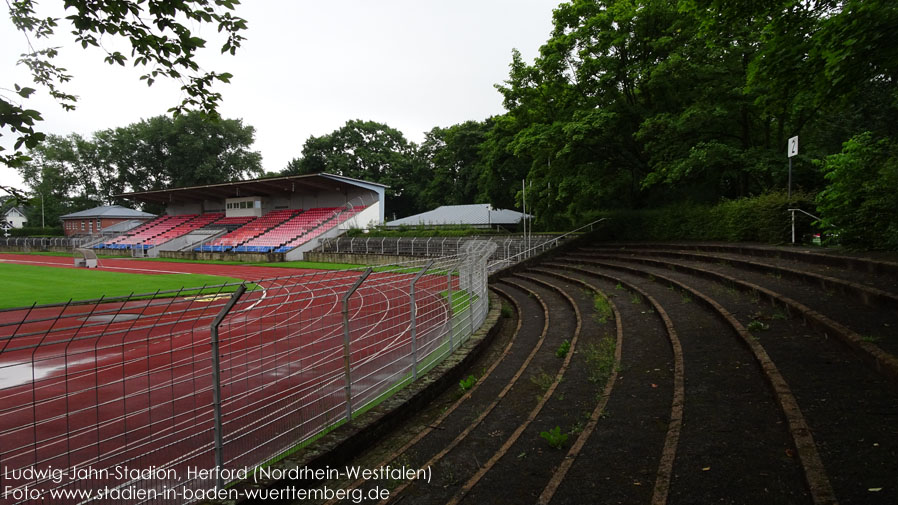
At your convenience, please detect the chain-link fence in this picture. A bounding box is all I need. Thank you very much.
[317,235,562,262]
[0,241,495,504]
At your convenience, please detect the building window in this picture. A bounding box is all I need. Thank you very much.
[81,221,85,231]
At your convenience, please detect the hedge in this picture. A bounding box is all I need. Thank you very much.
[6,226,65,237]
[589,191,818,244]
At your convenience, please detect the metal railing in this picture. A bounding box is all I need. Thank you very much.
[0,241,496,504]
[486,217,608,272]
[787,208,825,244]
[0,237,90,249]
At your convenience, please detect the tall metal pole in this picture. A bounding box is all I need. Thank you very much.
[522,179,527,259]
[210,283,247,490]
[788,157,792,200]
[528,180,532,252]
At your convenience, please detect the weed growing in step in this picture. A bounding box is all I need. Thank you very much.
[593,293,613,324]
[540,426,569,449]
[584,337,617,384]
[459,374,477,393]
[556,339,571,358]
[530,370,555,392]
[747,320,770,332]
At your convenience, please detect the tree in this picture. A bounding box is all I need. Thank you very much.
[290,120,423,217]
[417,121,489,209]
[2,0,247,168]
[815,132,898,250]
[17,112,262,212]
[17,133,102,224]
[98,112,263,194]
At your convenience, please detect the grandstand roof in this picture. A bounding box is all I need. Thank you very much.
[386,204,526,228]
[60,205,155,219]
[116,173,387,204]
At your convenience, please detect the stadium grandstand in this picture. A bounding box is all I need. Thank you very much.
[90,173,384,260]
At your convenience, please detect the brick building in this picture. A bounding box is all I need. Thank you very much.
[60,205,155,236]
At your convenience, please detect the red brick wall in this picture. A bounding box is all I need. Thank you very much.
[62,217,151,236]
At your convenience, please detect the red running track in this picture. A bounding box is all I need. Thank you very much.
[0,255,454,503]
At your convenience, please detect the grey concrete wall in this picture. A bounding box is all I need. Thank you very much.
[304,251,420,266]
[159,250,286,263]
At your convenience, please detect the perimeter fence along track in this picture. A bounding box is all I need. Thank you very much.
[317,235,561,262]
[0,241,496,504]
[1,237,91,250]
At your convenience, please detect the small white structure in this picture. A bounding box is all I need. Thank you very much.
[386,204,527,230]
[74,248,99,268]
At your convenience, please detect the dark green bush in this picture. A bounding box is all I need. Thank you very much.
[593,191,816,244]
[815,132,898,250]
[7,226,65,237]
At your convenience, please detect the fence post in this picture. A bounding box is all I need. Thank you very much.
[342,268,372,420]
[210,283,247,491]
[467,263,475,337]
[791,209,796,244]
[446,257,463,352]
[409,260,435,380]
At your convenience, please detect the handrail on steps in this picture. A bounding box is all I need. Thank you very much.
[488,217,609,272]
[787,208,826,245]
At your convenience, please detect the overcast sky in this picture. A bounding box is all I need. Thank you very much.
[0,1,560,192]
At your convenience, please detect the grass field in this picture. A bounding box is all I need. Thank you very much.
[0,262,249,309]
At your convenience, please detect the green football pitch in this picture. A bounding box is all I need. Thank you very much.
[0,262,248,309]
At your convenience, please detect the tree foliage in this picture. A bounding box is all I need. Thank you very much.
[2,0,247,168]
[474,0,897,239]
[6,0,897,250]
[285,119,422,218]
[815,133,898,250]
[17,112,262,218]
[416,121,489,210]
